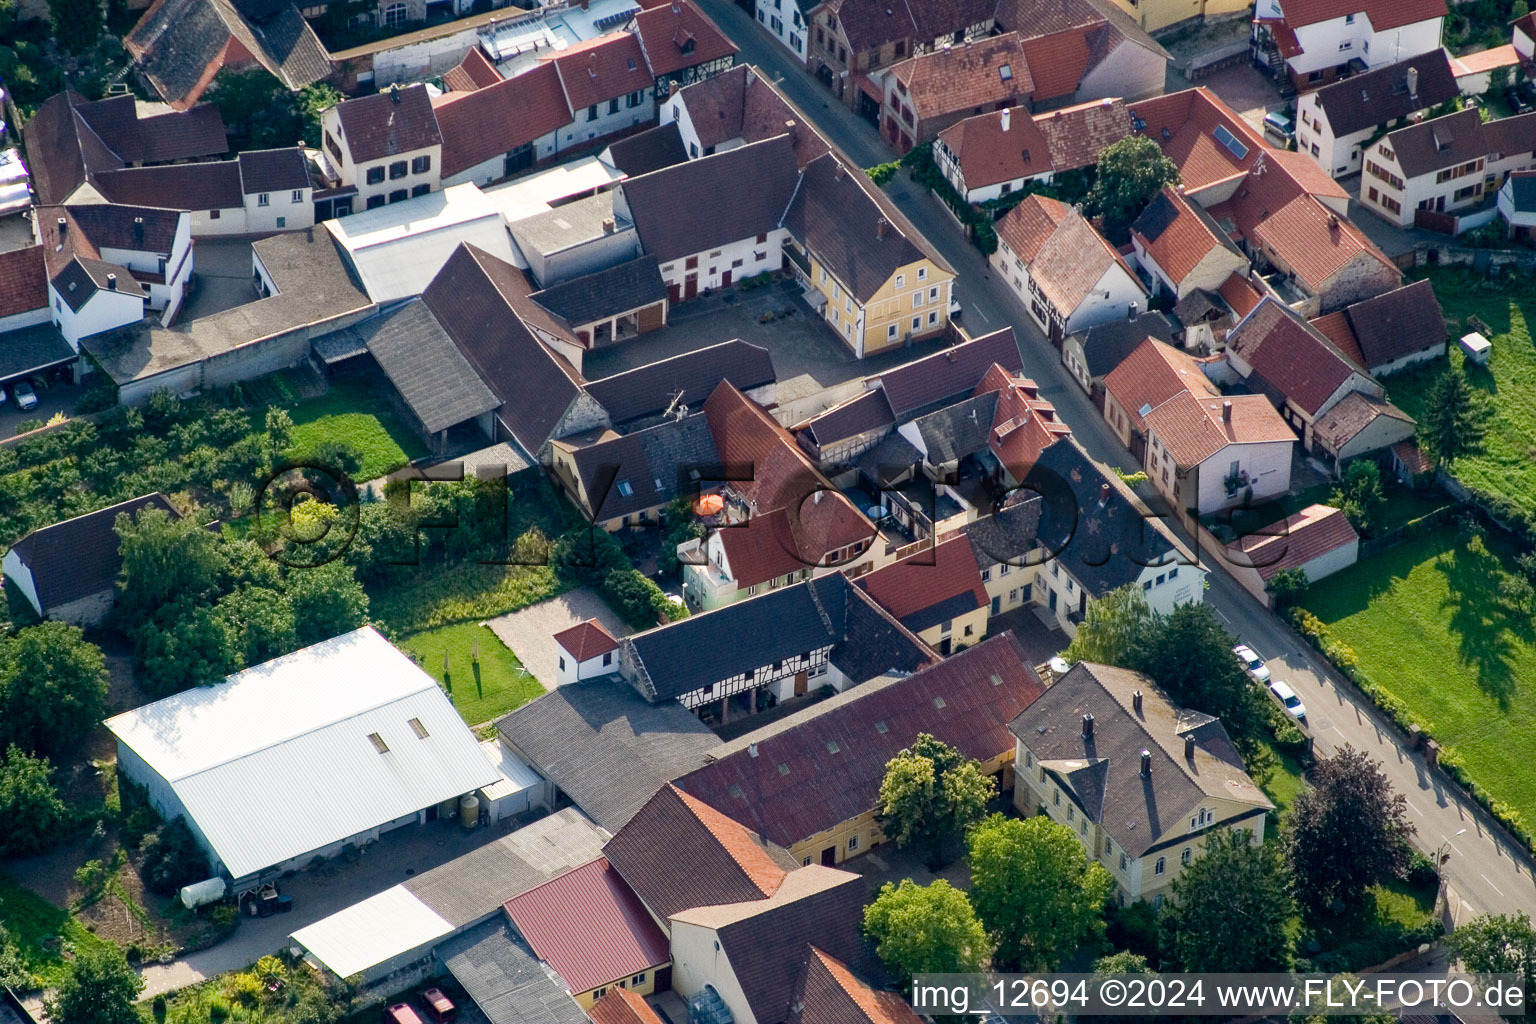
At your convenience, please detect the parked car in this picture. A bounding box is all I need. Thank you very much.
[420,989,456,1024]
[1268,679,1306,720]
[1232,644,1270,684]
[1507,88,1533,115]
[1262,110,1295,143]
[384,1004,424,1024]
[13,380,37,411]
[0,385,8,405]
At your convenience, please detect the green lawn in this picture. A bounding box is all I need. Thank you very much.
[1213,478,1450,541]
[0,874,110,988]
[400,622,544,726]
[285,381,427,482]
[1300,877,1439,971]
[1301,522,1536,824]
[1252,735,1308,823]
[1387,267,1536,518]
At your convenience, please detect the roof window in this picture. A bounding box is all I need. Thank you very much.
[999,63,1012,81]
[408,717,429,738]
[728,784,745,799]
[368,732,389,753]
[826,740,841,754]
[778,762,790,775]
[875,721,889,733]
[1213,124,1249,160]
[617,480,634,497]
[933,696,947,709]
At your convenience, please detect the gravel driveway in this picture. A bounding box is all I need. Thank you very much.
[486,589,632,689]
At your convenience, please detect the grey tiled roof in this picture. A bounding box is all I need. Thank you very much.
[1074,312,1177,380]
[439,920,590,1024]
[9,493,178,611]
[603,121,689,176]
[530,256,668,328]
[913,392,997,464]
[355,299,499,435]
[569,412,720,522]
[0,323,77,380]
[584,340,775,425]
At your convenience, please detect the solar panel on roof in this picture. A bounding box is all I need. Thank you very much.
[1213,124,1249,161]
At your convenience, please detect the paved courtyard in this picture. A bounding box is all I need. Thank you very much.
[1197,64,1288,132]
[580,276,959,408]
[180,238,259,323]
[486,587,633,689]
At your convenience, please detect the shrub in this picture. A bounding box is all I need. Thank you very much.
[1406,851,1439,889]
[227,971,264,1006]
[75,382,118,415]
[139,817,211,895]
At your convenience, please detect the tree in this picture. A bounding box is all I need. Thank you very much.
[1334,460,1386,536]
[0,922,29,992]
[1088,136,1180,240]
[1286,746,1415,916]
[139,817,210,895]
[1082,952,1155,1024]
[50,0,103,52]
[1289,973,1395,1024]
[216,586,298,666]
[1447,913,1536,1013]
[1159,830,1294,972]
[1137,603,1263,750]
[286,561,370,646]
[115,508,228,629]
[1266,567,1310,609]
[1418,366,1491,468]
[298,83,345,147]
[133,603,243,698]
[45,943,143,1024]
[863,879,991,988]
[1063,584,1156,668]
[878,734,995,868]
[967,814,1113,970]
[0,745,68,857]
[265,407,294,454]
[0,622,108,760]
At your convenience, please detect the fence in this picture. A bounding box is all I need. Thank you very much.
[1357,502,1460,560]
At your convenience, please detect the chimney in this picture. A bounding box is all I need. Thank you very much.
[1098,482,1111,507]
[390,83,401,103]
[1328,213,1340,231]
[876,217,888,239]
[107,273,117,290]
[1000,107,1011,132]
[833,161,846,181]
[1140,749,1151,777]
[748,743,759,758]
[1222,399,1232,422]
[1081,713,1094,740]
[1128,300,1138,320]
[133,216,144,246]
[1407,65,1419,100]
[1185,734,1196,760]
[56,216,67,238]
[602,217,616,234]
[1133,689,1143,713]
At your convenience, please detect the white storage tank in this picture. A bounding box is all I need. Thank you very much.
[459,793,479,829]
[180,877,228,910]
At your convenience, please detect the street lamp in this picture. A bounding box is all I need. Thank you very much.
[1436,828,1468,866]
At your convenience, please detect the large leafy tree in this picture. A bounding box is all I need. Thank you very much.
[1447,913,1536,1014]
[1088,136,1180,240]
[216,585,298,666]
[51,0,103,52]
[1063,585,1156,668]
[286,561,370,646]
[0,745,68,857]
[115,508,228,629]
[1136,603,1264,749]
[967,813,1113,971]
[863,879,991,988]
[1285,746,1414,915]
[1333,459,1386,537]
[1417,365,1491,468]
[133,602,244,697]
[1289,973,1395,1024]
[45,943,143,1024]
[1083,952,1156,1024]
[1159,830,1294,972]
[878,734,995,869]
[0,622,108,760]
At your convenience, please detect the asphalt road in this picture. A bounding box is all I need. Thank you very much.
[694,2,1536,921]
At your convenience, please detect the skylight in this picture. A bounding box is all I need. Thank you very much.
[1213,124,1249,161]
[617,480,634,497]
[999,63,1012,81]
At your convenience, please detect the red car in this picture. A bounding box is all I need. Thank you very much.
[383,1004,423,1024]
[421,988,457,1023]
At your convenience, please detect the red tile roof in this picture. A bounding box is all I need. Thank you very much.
[1143,390,1296,467]
[854,535,987,631]
[791,949,923,1024]
[502,858,670,995]
[1131,185,1235,287]
[1218,271,1263,319]
[715,507,813,589]
[939,107,1055,190]
[1032,97,1133,173]
[0,246,50,319]
[546,33,653,111]
[1003,204,1145,319]
[553,619,619,662]
[1126,88,1265,194]
[1018,24,1094,101]
[973,363,1071,474]
[1226,299,1366,416]
[433,62,572,178]
[996,193,1070,261]
[632,0,737,77]
[590,989,666,1024]
[1311,390,1413,453]
[1270,0,1446,33]
[1103,337,1217,432]
[1392,439,1431,475]
[442,46,502,92]
[888,33,1033,120]
[1231,503,1359,582]
[1307,309,1365,365]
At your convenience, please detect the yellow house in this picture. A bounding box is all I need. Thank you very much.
[1009,662,1274,905]
[853,534,991,656]
[784,154,956,358]
[1103,0,1253,35]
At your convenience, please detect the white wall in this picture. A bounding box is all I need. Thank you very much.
[658,229,786,296]
[1296,535,1359,583]
[669,921,757,1024]
[51,285,144,347]
[243,187,316,233]
[1186,439,1293,513]
[1,550,40,616]
[1062,264,1147,335]
[558,93,655,151]
[1286,13,1442,78]
[442,128,562,188]
[754,0,807,63]
[1136,558,1204,618]
[554,645,618,685]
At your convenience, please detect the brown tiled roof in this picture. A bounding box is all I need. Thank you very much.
[1226,298,1367,416]
[887,33,1032,120]
[1232,503,1358,582]
[938,106,1053,189]
[632,0,737,76]
[1307,310,1365,366]
[1311,390,1413,453]
[789,949,922,1024]
[8,494,179,610]
[1480,111,1536,161]
[996,192,1070,262]
[443,45,502,92]
[1126,87,1264,193]
[1017,24,1094,100]
[502,858,670,995]
[714,508,814,589]
[590,989,665,1024]
[236,147,309,194]
[1342,279,1446,369]
[1218,271,1262,319]
[553,620,619,662]
[672,65,832,169]
[994,0,1102,36]
[1270,0,1445,32]
[855,534,988,632]
[91,161,243,210]
[334,84,442,164]
[1313,51,1456,137]
[1144,390,1295,467]
[1383,107,1486,179]
[1032,96,1133,172]
[1392,439,1431,474]
[433,62,571,178]
[975,364,1071,474]
[602,122,690,176]
[604,784,797,923]
[1131,185,1240,288]
[799,389,896,450]
[1016,206,1146,317]
[585,339,775,425]
[0,246,50,319]
[1103,337,1217,432]
[675,633,1046,849]
[546,33,653,110]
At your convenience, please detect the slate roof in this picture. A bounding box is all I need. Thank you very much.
[604,783,798,923]
[432,63,571,178]
[914,392,998,464]
[1312,51,1456,137]
[236,147,309,193]
[1384,107,1485,178]
[675,634,1044,849]
[439,920,589,1024]
[788,949,923,1024]
[567,413,720,522]
[782,153,952,302]
[1143,390,1296,467]
[335,84,442,164]
[530,256,668,327]
[961,490,1044,567]
[502,858,669,995]
[1311,390,1414,454]
[620,135,799,263]
[0,245,49,319]
[1131,185,1242,287]
[423,244,594,457]
[887,33,1033,121]
[552,620,619,662]
[546,33,653,110]
[7,493,179,611]
[352,299,498,435]
[1226,298,1367,416]
[631,0,738,76]
[1010,662,1271,858]
[0,324,78,381]
[877,327,1022,418]
[1072,311,1176,381]
[1341,279,1446,369]
[585,340,775,425]
[854,534,988,633]
[799,389,895,451]
[603,121,690,176]
[1023,437,1190,595]
[1230,503,1358,582]
[496,678,720,832]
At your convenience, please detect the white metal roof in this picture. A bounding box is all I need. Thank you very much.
[290,884,454,979]
[325,183,519,302]
[484,156,626,225]
[105,627,501,879]
[478,739,542,803]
